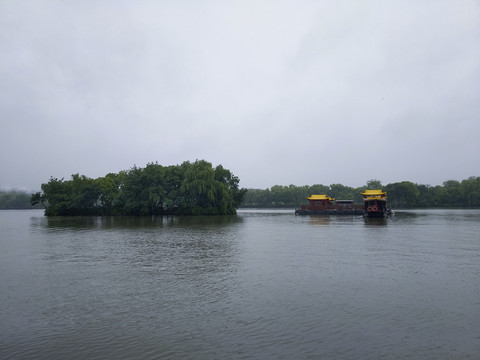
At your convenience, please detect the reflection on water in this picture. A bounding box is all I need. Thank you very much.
[2,209,480,359]
[33,214,244,280]
[307,216,332,226]
[305,215,364,226]
[35,214,243,232]
[363,217,389,226]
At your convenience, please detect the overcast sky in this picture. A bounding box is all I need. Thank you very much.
[1,0,479,191]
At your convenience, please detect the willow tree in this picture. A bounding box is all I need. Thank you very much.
[177,160,245,215]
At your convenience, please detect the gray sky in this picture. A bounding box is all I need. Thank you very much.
[1,0,479,191]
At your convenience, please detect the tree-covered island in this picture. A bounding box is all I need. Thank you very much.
[31,160,247,216]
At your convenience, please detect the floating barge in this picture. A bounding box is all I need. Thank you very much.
[295,195,364,215]
[295,190,393,217]
[361,189,393,218]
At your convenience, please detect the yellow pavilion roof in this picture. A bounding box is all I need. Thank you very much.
[361,189,386,199]
[307,194,334,201]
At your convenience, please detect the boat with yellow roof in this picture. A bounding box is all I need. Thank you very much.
[295,194,364,215]
[361,189,393,218]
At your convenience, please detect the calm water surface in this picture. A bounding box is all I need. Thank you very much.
[1,209,479,359]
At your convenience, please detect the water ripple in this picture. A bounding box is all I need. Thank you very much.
[1,210,479,359]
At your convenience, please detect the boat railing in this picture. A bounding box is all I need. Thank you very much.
[299,204,364,211]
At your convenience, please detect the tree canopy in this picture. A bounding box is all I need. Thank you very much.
[31,160,247,216]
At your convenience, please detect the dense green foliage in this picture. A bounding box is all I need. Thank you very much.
[0,190,43,209]
[242,177,480,209]
[31,160,247,216]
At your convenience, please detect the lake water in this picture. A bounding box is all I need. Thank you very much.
[1,209,479,359]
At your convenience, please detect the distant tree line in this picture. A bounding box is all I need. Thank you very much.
[2,175,479,212]
[241,177,480,209]
[0,190,43,209]
[30,160,247,216]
